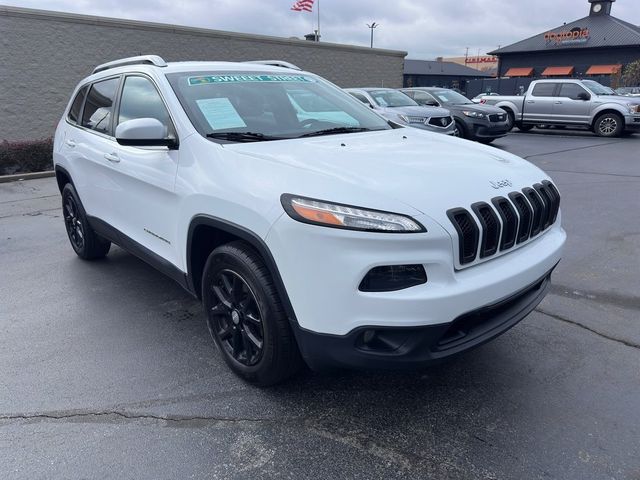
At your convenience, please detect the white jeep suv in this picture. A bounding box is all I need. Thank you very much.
[53,55,566,385]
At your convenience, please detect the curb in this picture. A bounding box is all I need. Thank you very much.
[0,171,56,184]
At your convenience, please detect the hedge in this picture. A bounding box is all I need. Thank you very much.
[0,138,54,176]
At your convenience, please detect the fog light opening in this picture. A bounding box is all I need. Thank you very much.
[359,264,427,292]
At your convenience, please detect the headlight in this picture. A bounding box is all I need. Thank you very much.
[462,110,486,119]
[398,114,427,124]
[281,195,426,233]
[628,104,640,114]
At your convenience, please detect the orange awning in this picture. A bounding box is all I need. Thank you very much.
[586,64,622,75]
[542,66,575,76]
[505,67,534,77]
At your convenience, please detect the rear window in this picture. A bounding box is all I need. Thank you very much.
[531,83,557,97]
[68,86,88,124]
[81,77,120,135]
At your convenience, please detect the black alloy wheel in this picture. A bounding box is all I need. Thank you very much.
[61,183,110,260]
[208,269,265,367]
[64,194,85,252]
[202,241,302,386]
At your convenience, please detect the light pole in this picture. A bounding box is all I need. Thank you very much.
[366,22,379,48]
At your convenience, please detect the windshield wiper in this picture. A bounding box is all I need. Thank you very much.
[298,127,374,138]
[206,131,284,142]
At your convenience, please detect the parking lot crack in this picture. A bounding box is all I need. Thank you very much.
[0,410,281,426]
[536,308,640,350]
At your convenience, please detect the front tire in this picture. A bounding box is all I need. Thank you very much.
[62,184,111,260]
[202,241,302,386]
[594,113,624,137]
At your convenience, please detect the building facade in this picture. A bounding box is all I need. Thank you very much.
[403,59,492,92]
[490,0,640,80]
[0,6,406,142]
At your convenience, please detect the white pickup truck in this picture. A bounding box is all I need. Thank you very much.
[481,79,640,137]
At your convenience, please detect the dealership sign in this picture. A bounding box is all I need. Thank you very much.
[544,27,590,45]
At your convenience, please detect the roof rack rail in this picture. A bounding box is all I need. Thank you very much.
[93,55,167,74]
[244,60,302,71]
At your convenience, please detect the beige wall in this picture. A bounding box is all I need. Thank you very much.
[0,6,406,142]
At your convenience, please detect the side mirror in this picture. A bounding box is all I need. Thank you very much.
[424,101,439,107]
[577,92,591,101]
[116,118,178,149]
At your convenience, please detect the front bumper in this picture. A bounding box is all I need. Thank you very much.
[624,114,640,131]
[465,119,510,139]
[295,266,553,370]
[266,212,565,337]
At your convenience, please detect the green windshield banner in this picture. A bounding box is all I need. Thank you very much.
[188,74,314,86]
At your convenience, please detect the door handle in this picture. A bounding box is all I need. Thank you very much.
[65,139,77,148]
[526,100,535,104]
[104,152,120,163]
[554,101,563,104]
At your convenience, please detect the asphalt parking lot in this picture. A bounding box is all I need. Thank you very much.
[1,131,639,480]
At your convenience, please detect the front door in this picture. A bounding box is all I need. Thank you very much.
[553,82,593,124]
[110,75,182,269]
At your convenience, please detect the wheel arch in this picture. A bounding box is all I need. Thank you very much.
[591,108,625,129]
[54,165,74,193]
[186,215,299,325]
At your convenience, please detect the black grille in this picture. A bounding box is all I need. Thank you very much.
[448,181,560,267]
[447,208,479,265]
[508,192,533,244]
[492,197,518,250]
[523,188,544,237]
[472,202,500,258]
[533,183,553,229]
[489,113,506,122]
[542,180,561,224]
[428,116,452,127]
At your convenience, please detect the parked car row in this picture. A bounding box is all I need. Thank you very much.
[344,87,510,143]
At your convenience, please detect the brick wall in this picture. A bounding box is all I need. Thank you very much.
[0,6,406,142]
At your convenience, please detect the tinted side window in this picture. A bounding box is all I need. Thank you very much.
[350,92,371,106]
[412,91,438,105]
[68,86,88,124]
[559,83,588,100]
[117,76,172,133]
[82,77,120,134]
[531,83,557,97]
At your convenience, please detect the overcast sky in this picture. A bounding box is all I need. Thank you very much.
[5,0,640,58]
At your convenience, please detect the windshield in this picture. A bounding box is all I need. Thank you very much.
[166,72,391,141]
[367,90,418,108]
[583,80,616,95]
[428,90,473,105]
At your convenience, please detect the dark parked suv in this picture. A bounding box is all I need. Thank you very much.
[401,87,510,143]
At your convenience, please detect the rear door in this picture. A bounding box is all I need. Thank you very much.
[523,83,558,124]
[553,82,593,124]
[68,76,122,224]
[110,74,181,268]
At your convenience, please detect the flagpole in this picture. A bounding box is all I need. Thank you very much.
[317,0,320,41]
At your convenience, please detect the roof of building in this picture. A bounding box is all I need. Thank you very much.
[489,14,640,55]
[404,59,493,77]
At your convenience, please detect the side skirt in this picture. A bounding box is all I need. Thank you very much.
[87,215,196,298]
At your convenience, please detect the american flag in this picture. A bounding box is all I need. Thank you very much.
[291,0,314,12]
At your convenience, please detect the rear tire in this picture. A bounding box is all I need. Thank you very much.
[202,241,303,386]
[62,184,111,260]
[594,112,624,137]
[517,123,534,132]
[503,109,515,132]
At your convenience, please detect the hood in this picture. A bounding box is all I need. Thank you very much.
[599,94,640,105]
[223,129,549,226]
[379,105,451,118]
